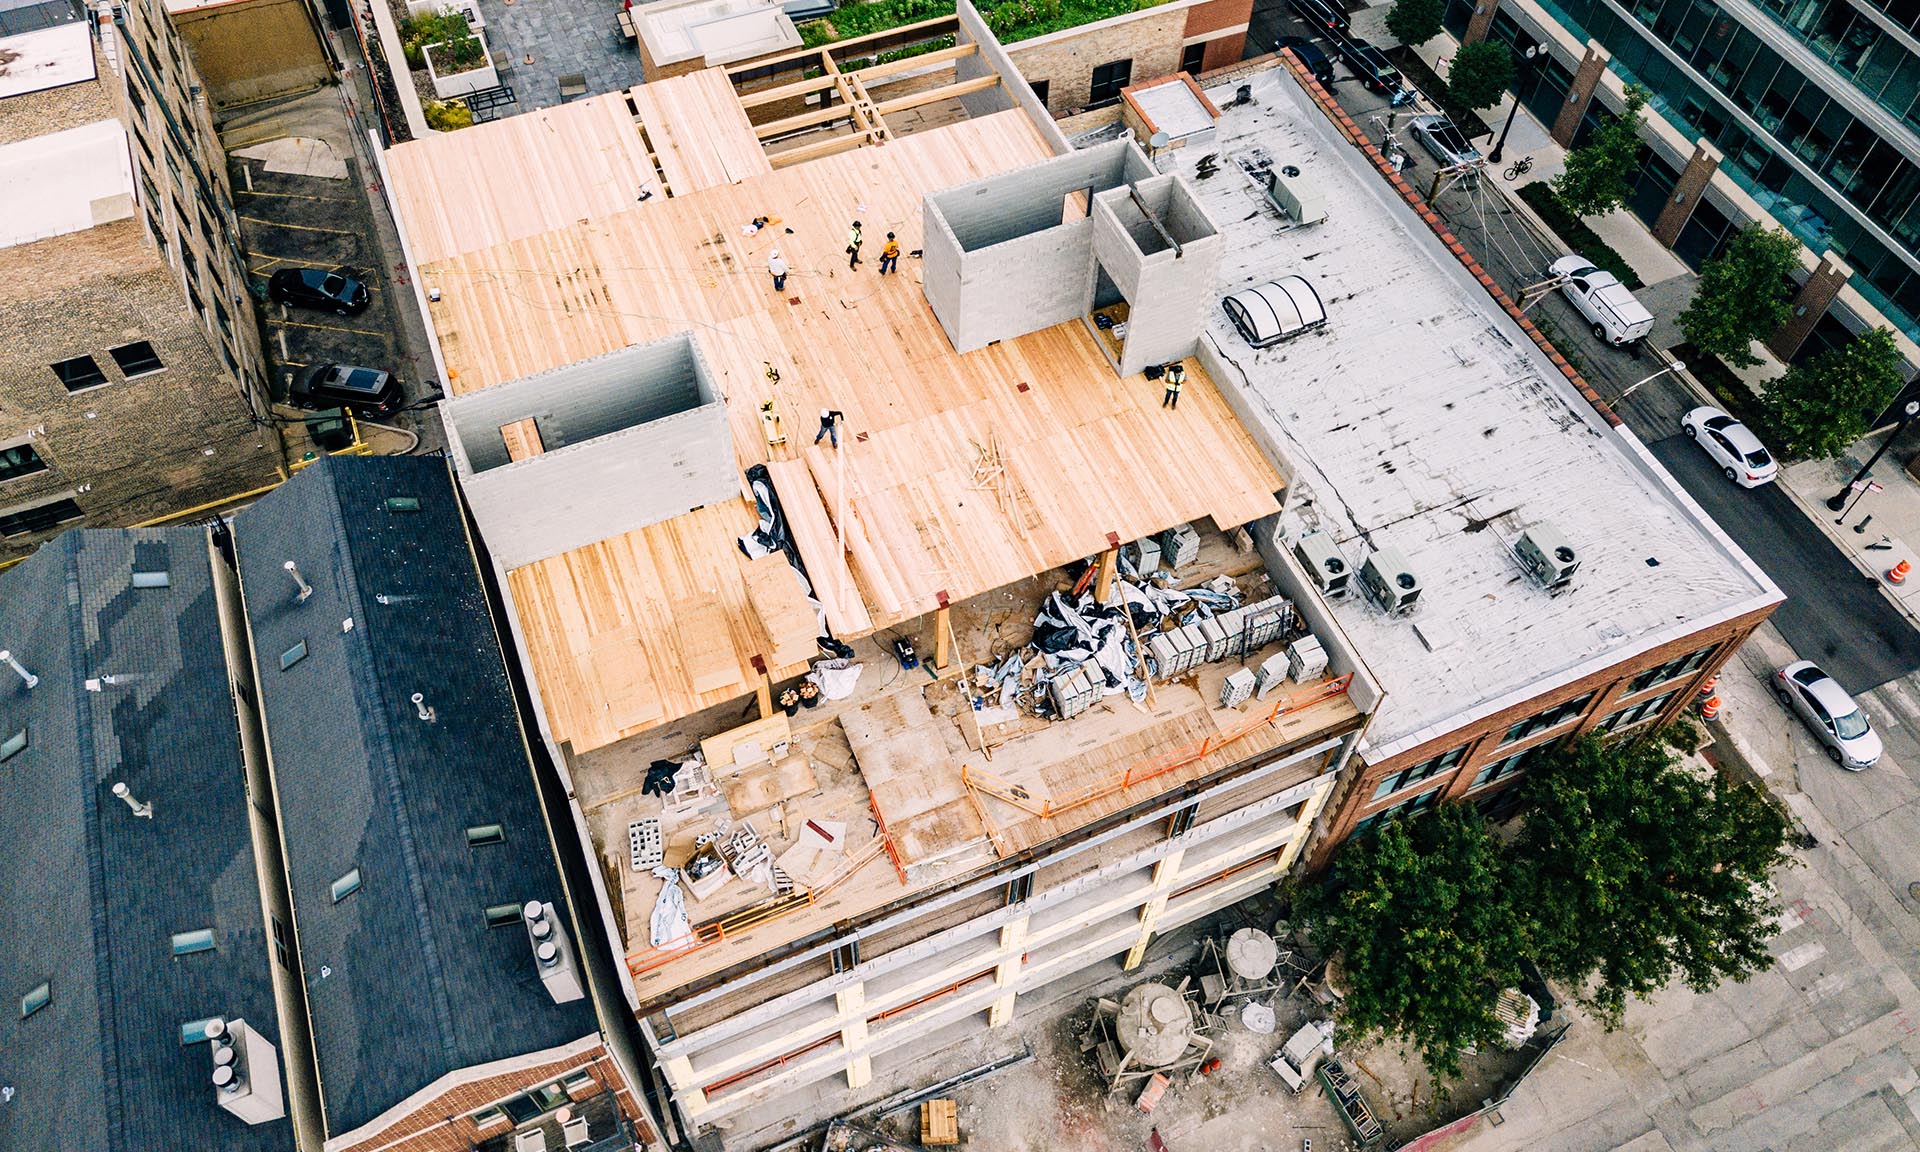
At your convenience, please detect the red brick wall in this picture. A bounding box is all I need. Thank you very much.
[1307,604,1776,870]
[335,1046,654,1152]
[1199,34,1244,72]
[1183,0,1251,37]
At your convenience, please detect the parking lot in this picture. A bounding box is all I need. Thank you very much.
[218,87,439,453]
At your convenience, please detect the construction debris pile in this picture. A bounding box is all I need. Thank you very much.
[966,525,1312,722]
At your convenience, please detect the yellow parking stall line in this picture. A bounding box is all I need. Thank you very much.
[268,318,390,337]
[239,216,359,235]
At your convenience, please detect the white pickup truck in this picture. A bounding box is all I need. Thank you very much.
[1549,254,1654,346]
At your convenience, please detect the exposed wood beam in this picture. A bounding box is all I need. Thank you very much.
[729,15,960,79]
[767,131,874,169]
[871,73,1001,116]
[739,70,839,110]
[849,42,975,83]
[754,100,862,140]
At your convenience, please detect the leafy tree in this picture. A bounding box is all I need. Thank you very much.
[1679,226,1802,368]
[1445,41,1516,111]
[1762,327,1909,460]
[1511,728,1793,1026]
[1295,804,1527,1077]
[1551,85,1650,217]
[1385,0,1445,47]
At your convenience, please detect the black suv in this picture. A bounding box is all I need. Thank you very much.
[269,267,372,315]
[291,363,403,417]
[1336,37,1404,96]
[1277,36,1335,85]
[1285,0,1348,32]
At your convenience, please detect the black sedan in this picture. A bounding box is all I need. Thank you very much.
[268,267,371,315]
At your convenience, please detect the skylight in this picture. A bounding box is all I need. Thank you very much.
[467,823,505,847]
[485,902,522,929]
[330,868,362,903]
[384,496,421,512]
[280,640,308,670]
[131,571,170,588]
[181,1016,221,1044]
[20,981,49,1019]
[1,729,25,763]
[171,929,216,956]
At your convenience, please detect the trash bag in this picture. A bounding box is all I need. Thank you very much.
[1032,621,1081,653]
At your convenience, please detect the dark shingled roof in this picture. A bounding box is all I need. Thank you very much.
[0,528,291,1152]
[233,455,597,1138]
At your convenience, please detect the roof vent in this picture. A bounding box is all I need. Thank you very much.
[522,900,586,1004]
[1359,546,1421,616]
[205,1017,285,1125]
[0,649,39,689]
[1515,524,1580,592]
[283,561,314,604]
[1292,531,1350,599]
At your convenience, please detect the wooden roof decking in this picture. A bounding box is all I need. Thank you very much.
[384,70,769,267]
[398,76,1286,746]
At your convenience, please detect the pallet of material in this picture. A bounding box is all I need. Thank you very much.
[920,1099,959,1145]
[742,553,818,668]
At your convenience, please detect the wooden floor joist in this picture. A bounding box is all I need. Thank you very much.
[873,74,1001,117]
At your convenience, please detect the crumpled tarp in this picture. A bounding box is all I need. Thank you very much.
[649,865,692,948]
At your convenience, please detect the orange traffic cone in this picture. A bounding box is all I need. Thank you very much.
[1697,674,1719,699]
[1699,694,1722,721]
[1890,560,1911,585]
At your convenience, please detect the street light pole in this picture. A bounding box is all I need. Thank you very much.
[1487,45,1540,165]
[1826,399,1920,511]
[1617,360,1687,402]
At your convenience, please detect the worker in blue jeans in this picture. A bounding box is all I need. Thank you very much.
[1161,361,1185,409]
[814,408,843,447]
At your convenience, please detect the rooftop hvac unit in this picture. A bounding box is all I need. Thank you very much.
[1293,532,1349,599]
[1264,167,1326,227]
[1360,546,1421,616]
[1515,524,1580,591]
[204,1017,286,1125]
[523,900,587,1004]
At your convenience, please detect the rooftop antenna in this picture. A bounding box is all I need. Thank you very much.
[111,781,154,819]
[0,650,38,689]
[410,692,436,723]
[283,560,313,603]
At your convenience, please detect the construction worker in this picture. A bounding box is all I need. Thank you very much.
[814,408,844,447]
[1161,361,1185,410]
[846,221,863,269]
[879,232,900,275]
[768,249,788,292]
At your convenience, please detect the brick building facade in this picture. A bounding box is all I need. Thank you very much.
[1006,0,1250,118]
[0,0,279,562]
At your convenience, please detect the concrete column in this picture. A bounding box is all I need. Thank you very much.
[661,1055,709,1119]
[1123,846,1187,970]
[1768,251,1854,362]
[836,984,872,1090]
[1271,780,1332,873]
[1551,40,1612,148]
[1463,0,1498,46]
[987,916,1030,1028]
[1651,138,1723,247]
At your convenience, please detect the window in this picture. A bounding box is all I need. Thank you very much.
[20,981,50,1019]
[51,356,108,392]
[0,443,48,485]
[466,823,505,847]
[492,1081,573,1125]
[1029,78,1049,107]
[330,868,362,903]
[1600,690,1680,733]
[473,1108,509,1130]
[1181,42,1206,76]
[1,729,25,762]
[1627,645,1715,694]
[1371,744,1469,800]
[485,902,523,928]
[1351,785,1441,837]
[180,1016,221,1044]
[109,341,165,377]
[132,570,170,588]
[171,929,216,956]
[280,640,308,670]
[1088,59,1132,107]
[1499,692,1596,746]
[0,499,84,538]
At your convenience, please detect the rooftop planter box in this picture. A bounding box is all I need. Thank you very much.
[423,24,496,97]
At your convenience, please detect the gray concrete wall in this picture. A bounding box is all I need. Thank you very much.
[955,0,1069,155]
[444,334,738,568]
[1091,176,1223,375]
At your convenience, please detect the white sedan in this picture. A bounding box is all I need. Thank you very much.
[1681,406,1778,487]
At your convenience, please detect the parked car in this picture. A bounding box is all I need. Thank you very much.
[290,363,403,417]
[1224,276,1328,347]
[1547,254,1654,345]
[1775,661,1881,769]
[1406,114,1481,168]
[1681,405,1778,487]
[1285,0,1348,32]
[1277,36,1336,85]
[1334,37,1403,97]
[269,267,371,315]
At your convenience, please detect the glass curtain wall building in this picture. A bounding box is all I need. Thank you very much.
[1445,0,1920,346]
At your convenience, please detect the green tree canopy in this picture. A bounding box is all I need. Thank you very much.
[1551,85,1650,217]
[1445,40,1516,111]
[1512,728,1793,1025]
[1295,804,1526,1077]
[1385,0,1445,46]
[1679,226,1802,369]
[1761,327,1908,460]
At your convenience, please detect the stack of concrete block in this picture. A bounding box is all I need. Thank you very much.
[1124,536,1162,577]
[1158,523,1201,569]
[1148,625,1207,680]
[1241,596,1293,650]
[1051,664,1103,718]
[1213,606,1248,658]
[1220,668,1257,709]
[1254,651,1291,698]
[1287,636,1329,681]
[1199,616,1232,662]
